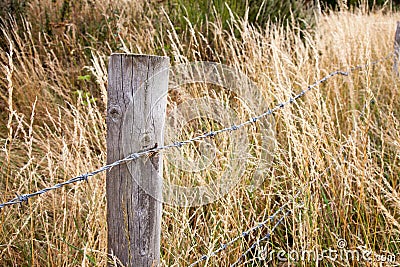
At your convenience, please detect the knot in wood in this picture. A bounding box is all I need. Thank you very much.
[109,105,122,121]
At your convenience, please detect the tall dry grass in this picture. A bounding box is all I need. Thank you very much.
[0,1,399,266]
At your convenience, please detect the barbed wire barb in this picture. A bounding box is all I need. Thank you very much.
[0,53,392,212]
[186,53,392,266]
[229,209,292,267]
[187,204,288,267]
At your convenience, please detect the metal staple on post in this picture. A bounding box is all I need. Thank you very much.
[0,52,391,267]
[0,53,392,211]
[106,54,169,267]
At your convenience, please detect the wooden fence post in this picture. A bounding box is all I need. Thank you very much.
[106,54,169,266]
[394,21,400,76]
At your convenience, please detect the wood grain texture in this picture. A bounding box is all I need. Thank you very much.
[394,21,400,76]
[106,54,169,267]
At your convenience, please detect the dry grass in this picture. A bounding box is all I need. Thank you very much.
[0,1,399,266]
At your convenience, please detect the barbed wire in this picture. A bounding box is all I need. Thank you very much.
[229,209,293,267]
[0,53,393,211]
[186,54,393,266]
[188,104,373,267]
[187,203,289,267]
[225,95,380,266]
[187,175,314,267]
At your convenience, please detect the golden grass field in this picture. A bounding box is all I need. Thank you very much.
[0,1,399,266]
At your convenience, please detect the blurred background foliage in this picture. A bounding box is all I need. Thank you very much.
[0,0,399,266]
[0,0,398,110]
[0,0,398,111]
[1,0,398,47]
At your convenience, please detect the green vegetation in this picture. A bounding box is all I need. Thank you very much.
[0,0,399,266]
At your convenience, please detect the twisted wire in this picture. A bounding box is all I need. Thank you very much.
[0,54,391,211]
[187,204,288,267]
[186,54,392,266]
[229,209,293,267]
[225,98,377,266]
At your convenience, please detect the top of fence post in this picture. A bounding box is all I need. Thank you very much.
[106,54,169,267]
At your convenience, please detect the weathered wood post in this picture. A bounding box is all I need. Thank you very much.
[106,54,169,266]
[394,21,400,76]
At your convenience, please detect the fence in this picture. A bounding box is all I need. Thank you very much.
[0,22,399,267]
